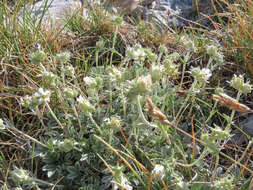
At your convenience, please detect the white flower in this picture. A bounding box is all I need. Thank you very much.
[126,44,146,63]
[190,67,212,83]
[20,95,32,107]
[113,175,133,190]
[77,95,94,112]
[33,43,41,51]
[83,77,97,87]
[152,164,165,179]
[202,68,212,81]
[0,119,5,130]
[132,48,146,62]
[180,35,197,53]
[109,67,122,82]
[33,88,51,103]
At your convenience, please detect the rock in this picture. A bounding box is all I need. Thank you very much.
[109,0,140,15]
[241,115,253,137]
[17,0,213,32]
[18,0,86,29]
[139,0,213,27]
[229,115,253,145]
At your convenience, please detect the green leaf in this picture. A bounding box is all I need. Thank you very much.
[239,178,251,190]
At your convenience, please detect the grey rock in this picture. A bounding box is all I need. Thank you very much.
[241,115,253,137]
[18,0,87,29]
[230,115,253,145]
[17,0,213,32]
[142,0,213,27]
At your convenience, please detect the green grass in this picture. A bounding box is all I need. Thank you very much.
[0,0,252,189]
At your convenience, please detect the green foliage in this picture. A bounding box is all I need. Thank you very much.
[0,0,252,189]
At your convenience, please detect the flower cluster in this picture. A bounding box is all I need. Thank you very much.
[77,95,95,113]
[126,44,146,63]
[33,88,51,104]
[150,64,164,82]
[111,165,132,190]
[190,67,212,84]
[21,88,51,110]
[108,67,123,83]
[63,88,78,100]
[151,164,165,179]
[11,168,31,186]
[56,52,71,63]
[180,35,197,53]
[229,74,252,94]
[206,45,224,63]
[30,50,47,64]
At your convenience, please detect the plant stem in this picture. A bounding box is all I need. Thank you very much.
[88,112,103,135]
[177,148,208,167]
[136,95,156,128]
[45,102,65,130]
[211,154,219,180]
[7,123,48,149]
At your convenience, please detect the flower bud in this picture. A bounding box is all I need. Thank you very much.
[229,75,252,94]
[158,44,168,54]
[30,51,46,64]
[145,48,158,63]
[180,35,197,53]
[77,96,95,113]
[165,52,180,63]
[56,52,71,63]
[136,75,152,94]
[113,16,123,25]
[63,88,78,99]
[150,64,164,82]
[63,65,75,77]
[96,39,105,50]
[190,67,211,83]
[83,77,97,88]
[206,45,224,63]
[41,71,57,86]
[211,125,232,140]
[164,59,179,78]
[58,139,74,152]
[11,168,31,185]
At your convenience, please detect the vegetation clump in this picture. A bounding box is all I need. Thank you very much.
[0,0,252,189]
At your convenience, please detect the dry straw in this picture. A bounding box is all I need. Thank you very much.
[212,93,253,113]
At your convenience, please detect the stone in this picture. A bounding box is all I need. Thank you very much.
[109,0,140,15]
[135,0,213,27]
[17,0,213,32]
[241,115,253,137]
[18,0,86,29]
[230,115,253,146]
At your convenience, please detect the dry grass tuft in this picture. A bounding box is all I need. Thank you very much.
[212,93,253,113]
